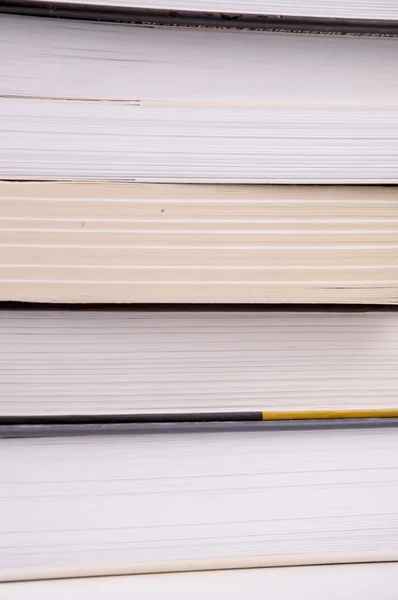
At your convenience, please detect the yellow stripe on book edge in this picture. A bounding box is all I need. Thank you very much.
[261,409,398,421]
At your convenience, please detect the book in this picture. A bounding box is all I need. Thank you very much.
[2,7,397,595]
[8,0,398,22]
[1,183,397,304]
[1,15,398,183]
[2,563,398,600]
[1,425,398,582]
[1,309,397,416]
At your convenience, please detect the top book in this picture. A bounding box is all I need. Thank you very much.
[2,14,398,183]
[13,0,398,21]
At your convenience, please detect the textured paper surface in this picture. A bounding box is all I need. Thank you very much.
[2,310,398,415]
[1,428,398,580]
[1,183,397,303]
[2,16,398,182]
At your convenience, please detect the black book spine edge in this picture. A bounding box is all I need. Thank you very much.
[1,0,398,37]
[1,411,398,437]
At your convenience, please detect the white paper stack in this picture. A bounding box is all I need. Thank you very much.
[1,15,398,183]
[1,309,398,416]
[1,4,398,597]
[1,427,398,583]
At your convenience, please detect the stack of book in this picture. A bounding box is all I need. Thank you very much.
[0,4,397,598]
